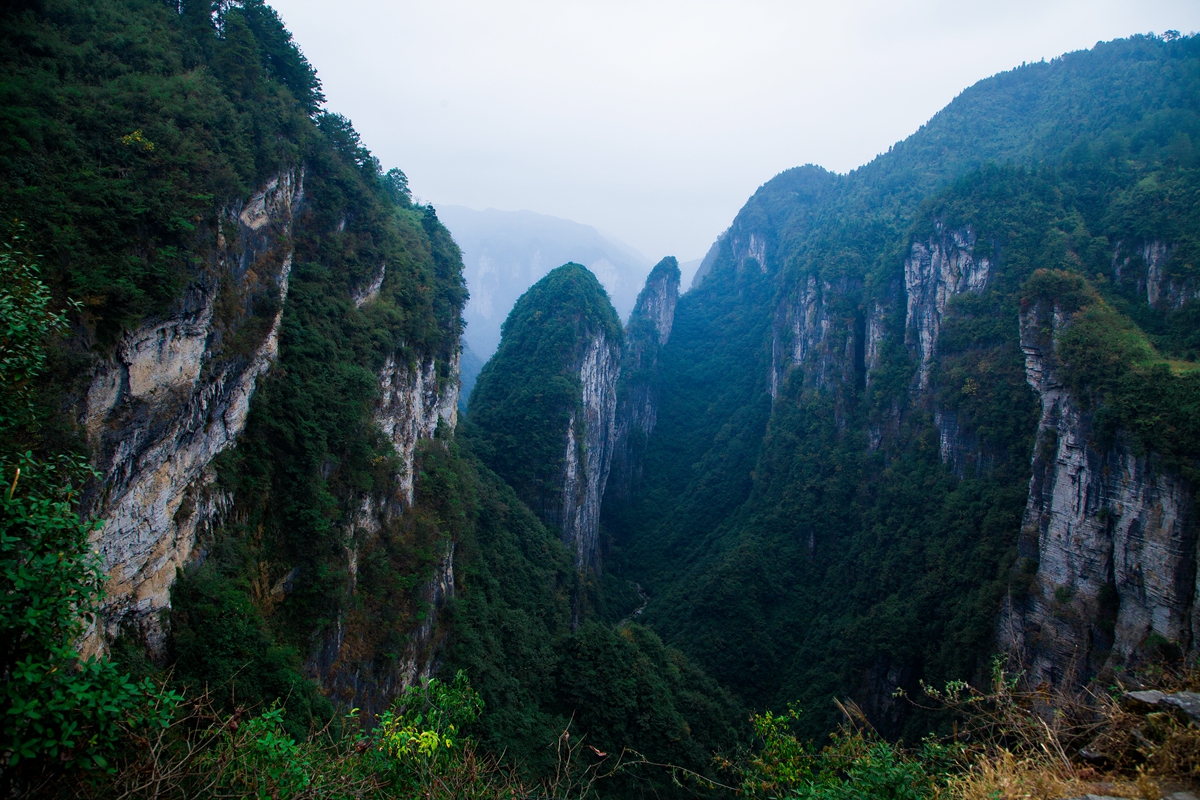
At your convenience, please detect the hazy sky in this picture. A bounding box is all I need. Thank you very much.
[270,0,1200,263]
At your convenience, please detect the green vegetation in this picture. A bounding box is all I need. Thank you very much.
[0,0,474,738]
[730,706,954,800]
[1,0,741,793]
[1,0,308,342]
[607,32,1200,742]
[5,0,1200,795]
[1,238,171,783]
[468,263,622,519]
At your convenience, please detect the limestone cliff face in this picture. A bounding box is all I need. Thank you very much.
[771,224,989,443]
[467,264,622,575]
[307,348,461,714]
[607,258,680,503]
[556,332,621,571]
[998,297,1196,684]
[1115,240,1200,311]
[774,275,864,402]
[905,224,991,391]
[373,351,460,506]
[79,165,466,686]
[904,225,994,474]
[81,169,304,655]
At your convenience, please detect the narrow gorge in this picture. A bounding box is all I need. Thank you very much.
[3,3,1200,795]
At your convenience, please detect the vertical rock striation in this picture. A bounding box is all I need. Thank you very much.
[559,332,621,571]
[81,170,304,655]
[1114,240,1199,311]
[305,237,463,710]
[468,263,623,574]
[905,224,991,391]
[373,351,460,506]
[777,274,864,401]
[607,257,680,503]
[904,225,994,473]
[998,297,1196,685]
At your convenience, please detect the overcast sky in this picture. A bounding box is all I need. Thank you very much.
[270,0,1200,263]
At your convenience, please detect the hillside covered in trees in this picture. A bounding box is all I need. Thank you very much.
[604,31,1200,739]
[3,1,1200,798]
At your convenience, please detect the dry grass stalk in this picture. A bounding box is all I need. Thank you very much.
[914,657,1200,800]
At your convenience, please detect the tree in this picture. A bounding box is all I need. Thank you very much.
[0,234,167,781]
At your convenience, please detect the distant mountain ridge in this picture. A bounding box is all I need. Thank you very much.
[436,205,652,356]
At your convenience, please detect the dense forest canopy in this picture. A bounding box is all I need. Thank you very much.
[0,1,745,795]
[3,0,1200,796]
[467,263,623,516]
[604,31,1200,738]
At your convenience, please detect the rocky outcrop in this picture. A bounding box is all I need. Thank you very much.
[905,224,990,391]
[1121,689,1200,725]
[903,224,995,474]
[81,169,304,655]
[777,275,863,400]
[933,408,994,479]
[1114,240,1199,311]
[557,332,621,571]
[352,264,386,308]
[864,300,888,387]
[607,258,680,503]
[467,263,623,575]
[997,298,1196,685]
[308,347,461,713]
[373,351,460,505]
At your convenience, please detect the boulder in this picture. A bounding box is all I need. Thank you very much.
[1120,690,1200,725]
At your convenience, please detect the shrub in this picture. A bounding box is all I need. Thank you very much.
[0,239,171,782]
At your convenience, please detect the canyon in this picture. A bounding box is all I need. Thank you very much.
[4,4,1199,780]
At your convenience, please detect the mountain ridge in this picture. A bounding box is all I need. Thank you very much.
[605,31,1200,737]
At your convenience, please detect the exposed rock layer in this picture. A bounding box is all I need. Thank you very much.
[307,349,461,713]
[905,225,991,391]
[1116,240,1200,311]
[998,297,1196,684]
[906,226,996,475]
[607,258,680,503]
[82,170,303,655]
[557,333,621,571]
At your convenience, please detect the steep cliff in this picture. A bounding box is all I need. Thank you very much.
[0,0,475,728]
[1,2,752,790]
[556,332,621,570]
[998,290,1197,685]
[81,170,303,655]
[606,257,680,503]
[905,225,991,391]
[307,349,461,714]
[904,224,1001,475]
[609,34,1200,734]
[467,263,623,572]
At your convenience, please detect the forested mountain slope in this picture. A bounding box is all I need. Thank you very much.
[0,2,744,792]
[0,0,476,724]
[5,0,1200,794]
[468,264,623,573]
[448,260,755,793]
[608,32,1200,738]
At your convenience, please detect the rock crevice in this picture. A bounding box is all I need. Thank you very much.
[905,224,991,391]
